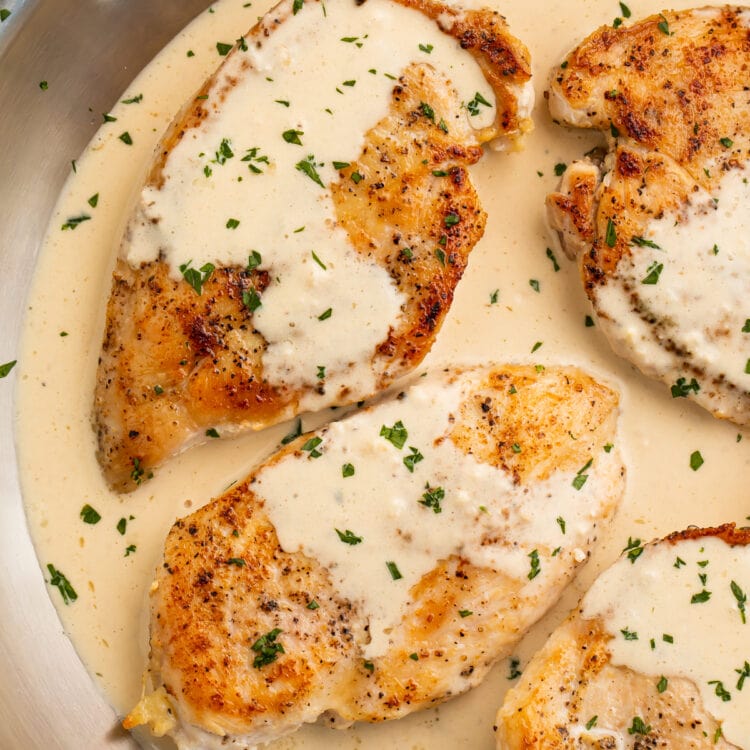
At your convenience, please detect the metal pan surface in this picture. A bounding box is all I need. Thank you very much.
[0,3,209,748]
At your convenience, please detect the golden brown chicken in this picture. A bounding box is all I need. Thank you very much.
[93,0,534,492]
[547,7,750,426]
[496,524,750,749]
[124,364,624,748]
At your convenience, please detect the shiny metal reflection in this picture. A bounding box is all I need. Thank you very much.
[0,2,210,748]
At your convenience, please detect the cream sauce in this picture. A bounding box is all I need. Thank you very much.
[582,536,750,747]
[14,1,750,749]
[256,368,619,658]
[127,0,498,393]
[596,168,750,422]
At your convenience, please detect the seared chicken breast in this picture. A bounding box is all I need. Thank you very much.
[93,0,533,492]
[547,7,750,426]
[496,524,750,749]
[124,364,624,748]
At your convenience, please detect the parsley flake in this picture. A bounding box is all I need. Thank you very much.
[46,564,77,605]
[403,446,424,473]
[380,420,407,449]
[179,260,215,295]
[335,528,363,545]
[251,628,284,668]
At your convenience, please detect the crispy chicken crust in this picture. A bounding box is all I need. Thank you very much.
[124,364,623,748]
[546,6,750,425]
[93,0,533,492]
[496,524,749,750]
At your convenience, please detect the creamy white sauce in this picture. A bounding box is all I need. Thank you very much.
[127,0,497,393]
[256,368,618,658]
[595,168,750,420]
[13,1,750,749]
[582,536,750,747]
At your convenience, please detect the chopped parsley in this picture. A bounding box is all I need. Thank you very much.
[292,0,304,12]
[61,214,91,231]
[301,436,323,458]
[641,261,664,285]
[720,137,734,149]
[125,544,137,557]
[585,716,598,730]
[585,315,595,327]
[282,128,304,145]
[531,341,543,353]
[731,580,747,624]
[657,13,671,35]
[242,288,262,312]
[80,504,101,525]
[226,217,240,229]
[316,365,325,380]
[332,160,350,170]
[708,680,731,702]
[386,561,403,580]
[0,9,11,21]
[205,428,220,438]
[671,377,700,398]
[241,146,269,173]
[657,676,668,693]
[251,628,284,668]
[216,41,233,56]
[87,193,99,208]
[363,660,374,672]
[605,218,617,247]
[403,446,424,473]
[118,131,133,145]
[179,260,215,295]
[546,247,560,271]
[0,360,17,378]
[458,609,473,618]
[621,627,638,640]
[691,589,711,604]
[628,717,651,735]
[507,657,522,680]
[342,463,355,478]
[317,307,333,321]
[466,91,492,116]
[554,163,567,176]
[529,279,540,293]
[418,43,433,53]
[527,549,541,580]
[490,289,499,304]
[311,250,327,270]
[623,536,644,563]
[572,459,592,491]
[116,517,128,535]
[736,661,750,690]
[281,418,302,445]
[419,484,444,514]
[419,101,435,121]
[307,600,319,610]
[226,557,245,566]
[380,420,408,449]
[619,2,631,17]
[335,528,363,545]
[444,212,460,227]
[631,235,661,249]
[46,564,77,605]
[689,450,704,471]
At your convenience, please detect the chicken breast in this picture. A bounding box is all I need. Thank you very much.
[93,0,533,492]
[496,524,750,749]
[124,364,624,748]
[546,7,750,426]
